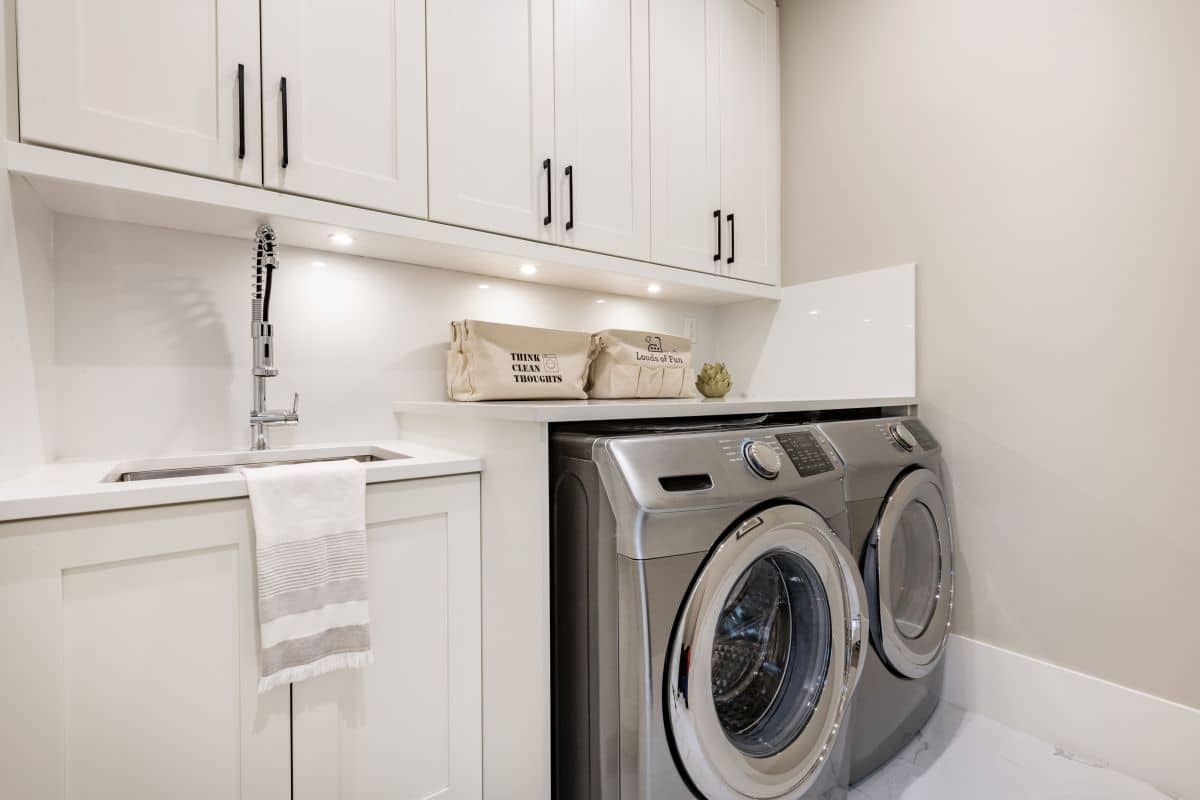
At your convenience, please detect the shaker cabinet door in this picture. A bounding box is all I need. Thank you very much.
[17,0,262,184]
[262,0,428,216]
[553,0,650,260]
[427,0,556,242]
[649,0,722,272]
[717,0,780,285]
[292,476,483,800]
[0,500,290,799]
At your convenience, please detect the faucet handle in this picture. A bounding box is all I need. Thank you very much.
[291,393,300,417]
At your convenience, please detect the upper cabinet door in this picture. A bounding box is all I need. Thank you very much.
[717,0,780,285]
[16,0,261,184]
[427,0,556,241]
[553,0,650,260]
[649,0,722,272]
[261,0,428,217]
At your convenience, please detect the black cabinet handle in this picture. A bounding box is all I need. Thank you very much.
[565,165,574,231]
[543,158,552,225]
[713,209,721,262]
[237,64,245,160]
[280,77,290,169]
[726,213,735,265]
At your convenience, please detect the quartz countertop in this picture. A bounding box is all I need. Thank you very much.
[0,440,481,523]
[392,395,916,423]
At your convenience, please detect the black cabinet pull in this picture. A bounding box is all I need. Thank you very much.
[543,158,552,225]
[565,165,574,230]
[237,64,245,160]
[713,209,721,262]
[280,77,290,169]
[726,213,735,265]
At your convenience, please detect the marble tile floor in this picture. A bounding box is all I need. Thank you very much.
[849,703,1174,800]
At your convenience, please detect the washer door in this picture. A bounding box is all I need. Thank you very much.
[865,468,954,679]
[665,504,868,800]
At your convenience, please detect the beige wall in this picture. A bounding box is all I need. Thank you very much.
[781,0,1200,708]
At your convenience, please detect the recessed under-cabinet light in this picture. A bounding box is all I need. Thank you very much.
[520,264,538,276]
[478,284,490,290]
[647,283,662,295]
[312,260,327,269]
[595,299,607,304]
[329,232,354,247]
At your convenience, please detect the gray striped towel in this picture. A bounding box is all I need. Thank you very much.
[243,458,372,693]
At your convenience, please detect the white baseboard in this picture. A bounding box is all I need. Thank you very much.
[942,634,1200,800]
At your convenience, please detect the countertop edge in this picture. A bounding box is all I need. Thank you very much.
[0,442,482,524]
[392,396,918,423]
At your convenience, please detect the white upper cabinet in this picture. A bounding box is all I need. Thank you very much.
[427,0,556,241]
[553,0,650,260]
[717,0,779,285]
[648,0,779,283]
[17,0,262,184]
[262,0,428,217]
[649,0,722,272]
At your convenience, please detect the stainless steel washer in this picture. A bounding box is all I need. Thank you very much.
[551,420,869,799]
[815,417,954,784]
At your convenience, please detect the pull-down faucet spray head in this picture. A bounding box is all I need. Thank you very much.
[252,224,279,378]
[249,224,299,450]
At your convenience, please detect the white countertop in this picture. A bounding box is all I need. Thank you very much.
[392,395,916,423]
[0,440,481,523]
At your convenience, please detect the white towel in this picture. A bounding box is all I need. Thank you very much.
[243,458,372,693]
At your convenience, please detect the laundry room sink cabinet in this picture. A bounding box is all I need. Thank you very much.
[0,474,482,800]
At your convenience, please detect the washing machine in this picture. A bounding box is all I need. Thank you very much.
[551,418,869,800]
[815,417,954,783]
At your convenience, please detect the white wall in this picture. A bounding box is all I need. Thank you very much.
[49,215,716,460]
[780,0,1200,709]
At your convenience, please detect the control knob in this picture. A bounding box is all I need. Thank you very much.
[742,440,781,480]
[889,422,918,452]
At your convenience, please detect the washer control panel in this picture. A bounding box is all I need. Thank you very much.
[775,431,837,477]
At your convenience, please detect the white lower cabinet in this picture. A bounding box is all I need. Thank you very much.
[292,476,483,800]
[0,473,482,800]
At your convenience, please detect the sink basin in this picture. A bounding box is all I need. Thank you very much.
[104,446,410,483]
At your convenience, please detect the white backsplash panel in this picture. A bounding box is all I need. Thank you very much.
[50,216,715,460]
[713,263,915,400]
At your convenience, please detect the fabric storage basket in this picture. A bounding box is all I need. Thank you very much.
[587,329,695,399]
[446,320,595,401]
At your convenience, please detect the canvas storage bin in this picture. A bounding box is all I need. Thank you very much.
[446,320,595,401]
[587,329,695,399]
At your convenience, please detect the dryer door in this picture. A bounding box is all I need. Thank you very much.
[665,504,867,800]
[866,468,954,679]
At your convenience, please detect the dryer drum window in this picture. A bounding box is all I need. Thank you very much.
[889,500,943,640]
[710,549,832,758]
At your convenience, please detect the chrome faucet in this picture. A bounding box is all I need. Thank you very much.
[250,224,299,450]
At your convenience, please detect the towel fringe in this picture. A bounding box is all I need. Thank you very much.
[258,649,374,694]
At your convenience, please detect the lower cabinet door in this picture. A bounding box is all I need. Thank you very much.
[0,498,291,799]
[292,474,483,800]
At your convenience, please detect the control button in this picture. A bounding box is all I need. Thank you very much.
[743,440,781,480]
[890,422,918,451]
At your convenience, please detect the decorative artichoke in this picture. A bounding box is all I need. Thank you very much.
[695,362,733,398]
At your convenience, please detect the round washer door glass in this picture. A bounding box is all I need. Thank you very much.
[665,504,867,800]
[869,468,954,679]
[889,501,942,639]
[711,552,831,758]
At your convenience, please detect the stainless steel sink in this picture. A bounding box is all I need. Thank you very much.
[104,446,410,483]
